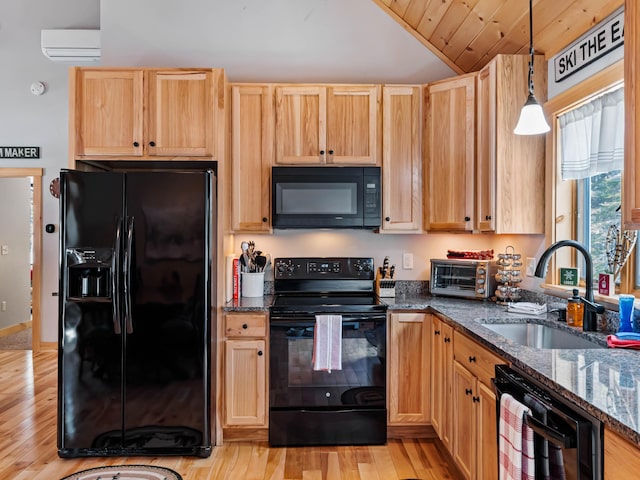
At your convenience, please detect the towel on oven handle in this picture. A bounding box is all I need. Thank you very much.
[312,315,342,372]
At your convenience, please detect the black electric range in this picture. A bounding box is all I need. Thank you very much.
[268,257,388,447]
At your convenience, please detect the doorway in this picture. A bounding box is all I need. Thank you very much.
[0,168,42,352]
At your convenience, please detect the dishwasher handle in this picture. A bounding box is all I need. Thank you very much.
[524,413,576,449]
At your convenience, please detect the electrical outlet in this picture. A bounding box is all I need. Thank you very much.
[1,301,6,312]
[403,253,414,269]
[526,257,537,277]
[1,245,8,255]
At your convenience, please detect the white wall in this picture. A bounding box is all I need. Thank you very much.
[0,178,32,329]
[0,0,99,342]
[100,0,456,83]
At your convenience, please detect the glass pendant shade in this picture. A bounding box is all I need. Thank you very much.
[514,94,550,135]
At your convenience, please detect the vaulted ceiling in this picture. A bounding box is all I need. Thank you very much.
[372,0,624,74]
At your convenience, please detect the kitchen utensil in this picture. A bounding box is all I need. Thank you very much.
[389,265,395,279]
[255,255,267,272]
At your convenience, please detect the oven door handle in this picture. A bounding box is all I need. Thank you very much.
[524,413,576,449]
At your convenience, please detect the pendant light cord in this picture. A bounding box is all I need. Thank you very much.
[527,0,535,95]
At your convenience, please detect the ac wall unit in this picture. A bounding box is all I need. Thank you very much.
[41,29,100,62]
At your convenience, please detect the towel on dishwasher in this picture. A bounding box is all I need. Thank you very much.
[499,393,535,480]
[312,315,342,372]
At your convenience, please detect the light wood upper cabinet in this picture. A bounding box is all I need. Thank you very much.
[71,69,144,157]
[431,315,453,451]
[274,85,380,165]
[70,68,223,161]
[425,73,476,231]
[231,85,273,232]
[380,85,422,232]
[476,55,546,234]
[223,313,268,428]
[624,0,640,229]
[388,312,431,424]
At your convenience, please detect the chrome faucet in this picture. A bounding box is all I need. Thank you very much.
[534,239,605,331]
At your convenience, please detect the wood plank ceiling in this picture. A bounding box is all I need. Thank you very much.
[372,0,624,74]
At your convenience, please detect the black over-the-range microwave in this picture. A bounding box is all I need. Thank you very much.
[271,166,381,229]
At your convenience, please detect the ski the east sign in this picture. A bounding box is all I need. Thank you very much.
[554,7,624,83]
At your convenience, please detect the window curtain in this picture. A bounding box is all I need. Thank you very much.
[559,86,624,180]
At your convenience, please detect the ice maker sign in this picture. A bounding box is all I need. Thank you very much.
[0,146,40,158]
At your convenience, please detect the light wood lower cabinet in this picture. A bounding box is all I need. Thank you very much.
[604,427,640,478]
[452,331,502,480]
[223,313,268,428]
[388,312,431,424]
[430,315,453,451]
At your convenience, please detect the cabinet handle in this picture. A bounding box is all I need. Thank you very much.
[149,141,156,147]
[464,216,471,222]
[385,216,391,222]
[434,330,441,335]
[242,324,248,329]
[468,355,476,363]
[320,150,325,155]
[485,215,492,220]
[133,142,139,147]
[473,396,480,403]
[258,350,263,356]
[444,337,451,343]
[465,388,472,396]
[328,149,334,155]
[262,217,268,223]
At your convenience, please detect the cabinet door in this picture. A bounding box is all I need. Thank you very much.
[477,55,546,234]
[388,312,430,424]
[476,380,498,480]
[275,86,326,164]
[231,85,273,232]
[452,361,476,480]
[326,86,380,165]
[146,70,215,157]
[476,62,496,232]
[72,69,144,157]
[224,339,267,426]
[425,74,476,231]
[431,317,453,450]
[381,86,422,232]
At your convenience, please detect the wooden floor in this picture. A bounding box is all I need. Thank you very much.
[0,350,456,479]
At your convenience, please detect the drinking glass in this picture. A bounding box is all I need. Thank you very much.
[618,294,635,333]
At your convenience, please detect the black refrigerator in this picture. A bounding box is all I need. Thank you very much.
[57,168,215,458]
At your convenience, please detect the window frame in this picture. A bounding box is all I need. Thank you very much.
[545,60,638,298]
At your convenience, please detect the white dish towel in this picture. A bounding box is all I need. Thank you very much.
[312,315,342,372]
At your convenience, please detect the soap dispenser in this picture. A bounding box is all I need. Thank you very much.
[567,289,584,327]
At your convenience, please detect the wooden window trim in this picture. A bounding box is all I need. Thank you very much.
[544,60,638,295]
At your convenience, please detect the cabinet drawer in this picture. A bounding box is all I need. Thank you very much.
[225,314,267,337]
[454,332,503,386]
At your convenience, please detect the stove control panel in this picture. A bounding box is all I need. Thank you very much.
[274,257,374,280]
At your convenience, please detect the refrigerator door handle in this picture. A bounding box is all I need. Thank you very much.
[112,217,123,334]
[123,216,135,334]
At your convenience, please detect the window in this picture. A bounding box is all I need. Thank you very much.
[556,81,638,294]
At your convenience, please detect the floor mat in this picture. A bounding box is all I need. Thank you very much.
[60,464,182,480]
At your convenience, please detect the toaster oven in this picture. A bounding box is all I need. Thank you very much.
[430,259,497,299]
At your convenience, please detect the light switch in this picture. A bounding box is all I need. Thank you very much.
[1,245,8,255]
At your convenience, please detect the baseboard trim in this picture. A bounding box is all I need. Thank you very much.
[0,320,32,338]
[39,341,57,352]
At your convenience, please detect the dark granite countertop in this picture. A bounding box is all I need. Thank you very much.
[223,293,640,446]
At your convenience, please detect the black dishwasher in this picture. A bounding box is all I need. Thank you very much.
[493,364,603,480]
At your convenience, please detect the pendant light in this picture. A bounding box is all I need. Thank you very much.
[513,0,550,135]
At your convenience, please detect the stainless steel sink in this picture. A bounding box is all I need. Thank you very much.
[481,322,605,349]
